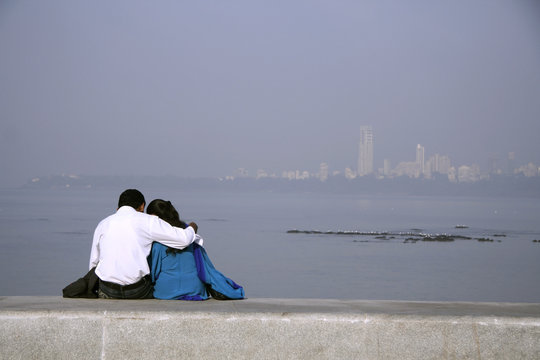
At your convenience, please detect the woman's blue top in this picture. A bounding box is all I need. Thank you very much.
[150,242,207,300]
[150,242,244,301]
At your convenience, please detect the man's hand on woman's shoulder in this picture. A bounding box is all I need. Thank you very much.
[189,222,198,234]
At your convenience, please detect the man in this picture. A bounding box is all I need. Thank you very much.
[89,189,202,299]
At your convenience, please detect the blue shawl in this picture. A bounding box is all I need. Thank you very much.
[193,244,244,300]
[150,242,244,300]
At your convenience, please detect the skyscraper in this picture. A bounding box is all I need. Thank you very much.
[416,144,425,177]
[319,162,329,182]
[438,155,451,174]
[357,126,374,176]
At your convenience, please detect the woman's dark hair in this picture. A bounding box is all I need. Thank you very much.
[146,199,188,254]
[147,199,188,228]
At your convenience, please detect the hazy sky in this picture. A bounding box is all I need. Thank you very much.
[1,0,539,186]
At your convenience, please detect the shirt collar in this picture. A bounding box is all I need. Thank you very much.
[117,206,138,214]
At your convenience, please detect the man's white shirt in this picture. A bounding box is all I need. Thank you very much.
[89,206,203,285]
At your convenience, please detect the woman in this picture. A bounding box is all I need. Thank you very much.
[146,199,244,300]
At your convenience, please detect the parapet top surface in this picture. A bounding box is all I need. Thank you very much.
[1,296,540,318]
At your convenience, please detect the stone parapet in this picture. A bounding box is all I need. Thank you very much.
[1,296,539,359]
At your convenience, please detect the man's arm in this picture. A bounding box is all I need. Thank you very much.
[149,216,203,249]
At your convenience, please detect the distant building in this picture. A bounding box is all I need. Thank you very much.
[235,168,249,177]
[394,161,418,178]
[506,152,516,174]
[319,162,329,182]
[426,154,439,175]
[294,170,310,180]
[357,126,374,176]
[256,169,268,179]
[516,162,539,177]
[426,153,451,176]
[344,167,356,179]
[383,159,392,177]
[424,158,432,179]
[415,144,425,178]
[448,166,457,182]
[438,155,451,174]
[282,171,296,180]
[458,164,481,182]
[488,156,501,175]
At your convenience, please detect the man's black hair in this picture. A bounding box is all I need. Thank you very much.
[118,189,146,210]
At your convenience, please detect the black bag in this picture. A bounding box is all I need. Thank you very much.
[62,267,99,298]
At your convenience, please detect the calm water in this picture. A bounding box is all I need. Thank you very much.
[1,187,539,302]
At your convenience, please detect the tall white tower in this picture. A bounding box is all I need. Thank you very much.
[319,162,329,182]
[357,126,374,176]
[416,144,425,177]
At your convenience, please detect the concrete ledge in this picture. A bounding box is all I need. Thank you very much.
[1,296,539,359]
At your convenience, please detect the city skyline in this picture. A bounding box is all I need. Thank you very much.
[16,128,538,187]
[230,126,538,183]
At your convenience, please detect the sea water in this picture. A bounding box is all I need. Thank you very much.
[1,187,539,302]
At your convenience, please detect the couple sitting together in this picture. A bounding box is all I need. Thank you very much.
[80,189,243,300]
